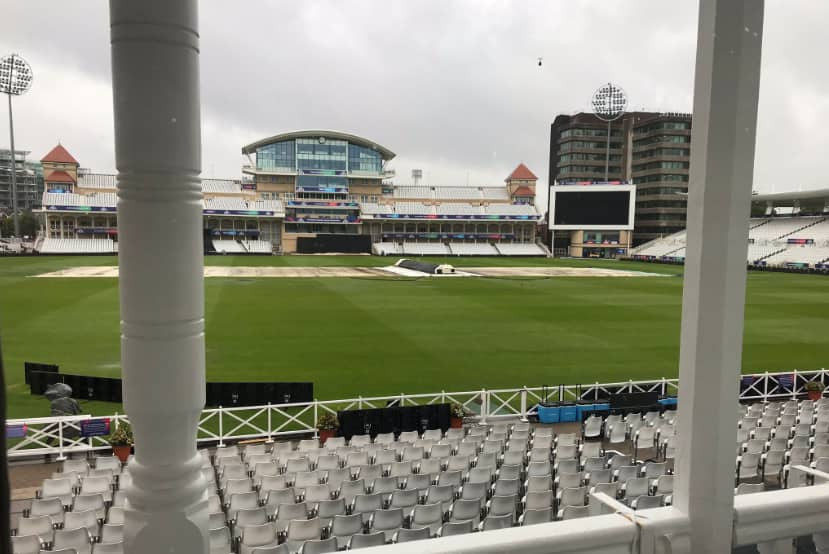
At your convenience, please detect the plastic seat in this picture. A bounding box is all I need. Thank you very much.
[480,513,512,531]
[222,477,253,498]
[28,497,65,526]
[11,534,43,554]
[735,483,765,495]
[234,508,269,537]
[390,489,419,510]
[737,452,761,482]
[460,481,488,510]
[297,537,336,554]
[520,507,553,525]
[439,519,474,537]
[54,527,93,554]
[65,509,100,538]
[39,477,74,507]
[100,523,123,544]
[560,504,590,520]
[354,464,382,483]
[523,490,554,512]
[209,511,227,530]
[79,476,112,503]
[285,518,322,554]
[273,502,309,534]
[63,459,91,475]
[228,491,261,521]
[294,471,322,489]
[16,515,54,545]
[72,494,107,521]
[351,493,383,523]
[324,437,346,450]
[410,502,443,536]
[316,498,346,529]
[94,541,125,553]
[370,508,404,542]
[208,526,232,554]
[557,486,587,512]
[301,484,331,504]
[449,498,482,526]
[425,484,454,513]
[632,494,665,510]
[240,523,280,554]
[330,514,363,549]
[264,487,297,510]
[347,531,385,549]
[394,526,431,543]
[491,478,520,498]
[337,480,366,505]
[487,494,518,523]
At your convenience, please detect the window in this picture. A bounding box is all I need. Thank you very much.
[256,140,295,171]
[348,144,382,174]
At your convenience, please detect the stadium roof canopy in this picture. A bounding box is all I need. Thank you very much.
[751,188,829,203]
[242,130,396,160]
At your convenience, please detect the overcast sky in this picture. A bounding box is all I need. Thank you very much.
[1,0,826,203]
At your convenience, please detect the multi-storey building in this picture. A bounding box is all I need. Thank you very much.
[549,111,692,245]
[0,149,43,214]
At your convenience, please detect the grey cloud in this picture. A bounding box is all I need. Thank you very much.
[1,0,826,196]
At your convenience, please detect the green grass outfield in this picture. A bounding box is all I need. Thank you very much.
[1,255,827,419]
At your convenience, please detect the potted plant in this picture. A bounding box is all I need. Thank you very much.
[316,413,339,444]
[805,381,824,401]
[109,423,133,462]
[450,403,466,429]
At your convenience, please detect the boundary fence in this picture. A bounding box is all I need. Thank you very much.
[6,368,826,460]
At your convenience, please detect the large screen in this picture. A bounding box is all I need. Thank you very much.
[550,185,635,230]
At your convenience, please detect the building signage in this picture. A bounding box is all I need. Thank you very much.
[80,418,111,438]
[286,216,360,224]
[381,232,515,240]
[203,209,277,217]
[375,214,535,221]
[6,424,27,439]
[45,205,116,212]
[287,201,359,209]
[299,169,346,177]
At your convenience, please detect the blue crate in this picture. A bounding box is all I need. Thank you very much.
[658,397,678,407]
[560,405,579,423]
[537,405,560,424]
[576,404,595,420]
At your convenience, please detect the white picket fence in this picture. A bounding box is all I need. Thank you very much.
[6,368,826,460]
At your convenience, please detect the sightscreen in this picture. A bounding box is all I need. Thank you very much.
[553,190,631,227]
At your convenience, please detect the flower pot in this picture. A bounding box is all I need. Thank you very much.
[319,429,336,444]
[112,445,131,463]
[450,416,463,429]
[808,390,822,401]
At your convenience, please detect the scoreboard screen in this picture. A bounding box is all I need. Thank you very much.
[550,185,636,230]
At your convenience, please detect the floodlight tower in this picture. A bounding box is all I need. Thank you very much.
[0,54,34,237]
[590,82,627,182]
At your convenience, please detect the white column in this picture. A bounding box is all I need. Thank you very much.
[673,1,764,552]
[109,1,208,553]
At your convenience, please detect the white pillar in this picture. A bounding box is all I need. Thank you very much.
[673,1,764,552]
[109,1,208,552]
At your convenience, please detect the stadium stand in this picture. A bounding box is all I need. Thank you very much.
[243,240,273,254]
[494,243,547,256]
[212,239,247,254]
[631,215,829,268]
[372,242,404,256]
[448,243,499,256]
[77,172,118,189]
[483,204,537,216]
[39,238,115,254]
[202,179,243,194]
[394,202,433,215]
[402,242,451,256]
[16,395,827,553]
[43,192,117,208]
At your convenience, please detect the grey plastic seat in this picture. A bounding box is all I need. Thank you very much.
[394,526,431,543]
[632,494,665,510]
[523,490,554,511]
[228,491,261,521]
[240,523,280,554]
[93,541,125,553]
[480,513,512,531]
[520,507,553,525]
[54,527,93,554]
[251,546,290,554]
[337,480,366,505]
[560,504,590,520]
[209,526,232,554]
[370,508,404,542]
[264,487,297,510]
[487,494,518,523]
[316,498,346,527]
[439,519,474,537]
[449,498,481,526]
[735,483,765,495]
[390,489,419,510]
[347,531,386,549]
[425,484,454,513]
[351,493,383,523]
[410,502,443,536]
[28,497,66,525]
[209,511,228,530]
[39,477,74,507]
[79,476,112,503]
[234,508,268,537]
[72,494,107,521]
[285,518,322,554]
[99,524,123,544]
[16,515,54,545]
[12,534,43,554]
[622,478,650,504]
[273,502,309,534]
[298,537,337,554]
[330,514,364,549]
[65,509,100,538]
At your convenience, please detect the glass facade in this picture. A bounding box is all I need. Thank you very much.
[256,140,295,171]
[254,136,386,195]
[348,144,382,173]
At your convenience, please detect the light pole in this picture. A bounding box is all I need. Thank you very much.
[0,54,33,237]
[590,82,627,182]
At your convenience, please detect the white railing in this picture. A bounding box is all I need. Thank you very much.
[7,368,826,460]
